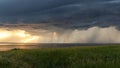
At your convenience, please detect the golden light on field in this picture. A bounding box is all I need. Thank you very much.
[0,29,40,43]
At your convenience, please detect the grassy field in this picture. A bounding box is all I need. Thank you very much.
[0,45,120,68]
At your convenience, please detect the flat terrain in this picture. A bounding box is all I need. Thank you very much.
[0,45,120,68]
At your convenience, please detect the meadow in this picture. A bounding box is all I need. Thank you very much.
[0,45,120,68]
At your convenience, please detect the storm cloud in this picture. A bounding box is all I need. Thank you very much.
[0,0,120,43]
[0,0,120,29]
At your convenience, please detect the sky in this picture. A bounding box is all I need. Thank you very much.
[0,0,119,29]
[0,0,120,43]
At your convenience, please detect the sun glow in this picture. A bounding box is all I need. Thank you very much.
[0,29,40,43]
[23,36,40,43]
[0,31,11,39]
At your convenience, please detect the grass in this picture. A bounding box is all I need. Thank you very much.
[0,45,120,68]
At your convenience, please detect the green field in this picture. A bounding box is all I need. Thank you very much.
[0,45,120,68]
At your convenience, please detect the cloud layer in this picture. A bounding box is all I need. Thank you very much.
[0,0,120,29]
[0,26,119,43]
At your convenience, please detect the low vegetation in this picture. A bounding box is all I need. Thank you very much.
[0,45,120,68]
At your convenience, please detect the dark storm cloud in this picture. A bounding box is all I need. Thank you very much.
[0,0,120,29]
[0,0,112,16]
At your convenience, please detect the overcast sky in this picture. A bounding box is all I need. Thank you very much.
[0,0,120,29]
